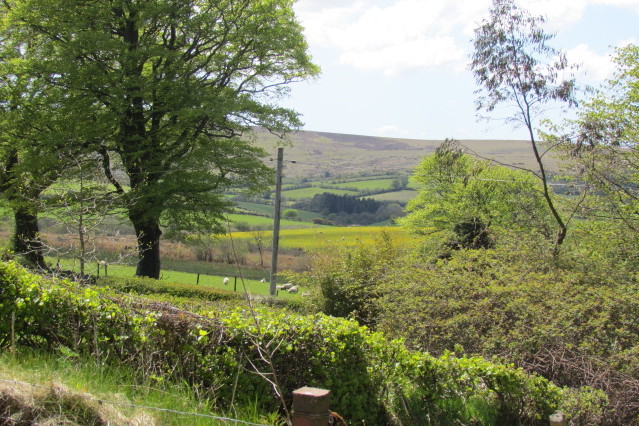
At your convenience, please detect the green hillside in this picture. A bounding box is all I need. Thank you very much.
[250,128,559,178]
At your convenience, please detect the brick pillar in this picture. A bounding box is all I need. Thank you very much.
[292,387,330,426]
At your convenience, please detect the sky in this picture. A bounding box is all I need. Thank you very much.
[282,0,639,140]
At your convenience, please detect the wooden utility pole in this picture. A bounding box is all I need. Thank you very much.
[269,148,284,296]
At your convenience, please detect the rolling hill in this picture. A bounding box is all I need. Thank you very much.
[251,128,560,178]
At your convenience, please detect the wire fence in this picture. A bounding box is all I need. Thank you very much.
[0,378,267,426]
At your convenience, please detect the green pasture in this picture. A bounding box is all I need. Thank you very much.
[230,226,415,251]
[331,178,397,191]
[285,208,323,221]
[55,258,298,299]
[366,190,418,203]
[281,186,355,200]
[234,202,323,222]
[227,213,320,229]
[234,201,275,216]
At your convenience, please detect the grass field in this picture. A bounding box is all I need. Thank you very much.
[0,351,277,425]
[252,128,559,179]
[281,187,355,199]
[234,201,274,216]
[331,178,397,191]
[229,226,415,251]
[227,213,321,229]
[56,258,298,299]
[234,202,323,222]
[366,190,419,203]
[286,208,323,221]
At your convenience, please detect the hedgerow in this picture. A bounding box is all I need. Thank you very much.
[0,260,567,424]
[107,276,241,302]
[298,230,638,423]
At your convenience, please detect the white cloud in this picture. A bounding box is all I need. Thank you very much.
[294,0,639,75]
[566,43,616,83]
[296,0,483,75]
[341,35,464,75]
[525,0,588,28]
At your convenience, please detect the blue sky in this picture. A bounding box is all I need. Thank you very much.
[282,0,639,140]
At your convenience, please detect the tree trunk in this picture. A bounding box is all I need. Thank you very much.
[526,121,567,253]
[13,207,47,269]
[132,217,162,279]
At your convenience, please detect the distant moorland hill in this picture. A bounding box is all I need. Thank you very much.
[251,128,560,178]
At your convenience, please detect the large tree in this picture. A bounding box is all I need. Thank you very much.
[0,38,98,269]
[470,0,577,250]
[3,0,318,278]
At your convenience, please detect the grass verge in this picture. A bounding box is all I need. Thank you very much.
[0,350,280,425]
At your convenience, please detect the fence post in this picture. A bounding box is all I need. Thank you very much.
[292,387,330,426]
[549,411,566,426]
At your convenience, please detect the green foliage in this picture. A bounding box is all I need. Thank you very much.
[297,228,639,422]
[400,141,552,238]
[2,0,319,277]
[446,217,495,250]
[282,209,298,219]
[391,351,561,425]
[109,276,241,303]
[546,44,639,239]
[288,232,399,326]
[559,387,609,425]
[0,260,566,425]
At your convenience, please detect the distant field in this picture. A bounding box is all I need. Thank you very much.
[281,187,355,199]
[234,201,275,216]
[366,190,419,203]
[331,178,396,191]
[251,128,557,178]
[234,201,322,222]
[230,226,416,251]
[227,213,321,229]
[56,258,297,298]
[288,209,323,221]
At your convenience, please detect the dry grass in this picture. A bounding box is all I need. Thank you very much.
[0,380,154,425]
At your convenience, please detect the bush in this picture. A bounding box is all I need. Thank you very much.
[0,260,569,425]
[282,209,298,219]
[294,228,639,423]
[289,232,399,326]
[108,276,241,302]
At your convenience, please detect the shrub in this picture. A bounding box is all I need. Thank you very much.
[109,276,241,302]
[289,232,399,326]
[0,260,569,424]
[295,228,639,423]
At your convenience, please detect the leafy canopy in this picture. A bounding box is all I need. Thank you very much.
[400,141,551,236]
[2,0,319,276]
[546,44,639,236]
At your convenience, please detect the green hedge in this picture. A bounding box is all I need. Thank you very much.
[0,261,565,424]
[106,276,241,302]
